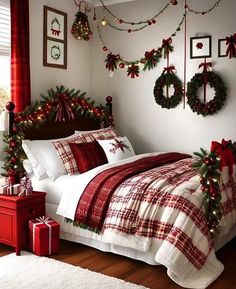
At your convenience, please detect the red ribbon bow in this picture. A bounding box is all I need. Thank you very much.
[145,49,155,59]
[198,61,212,85]
[54,93,75,122]
[226,33,236,59]
[163,65,175,74]
[211,139,235,175]
[162,37,172,48]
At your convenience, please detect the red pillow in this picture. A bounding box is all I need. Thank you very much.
[69,141,108,173]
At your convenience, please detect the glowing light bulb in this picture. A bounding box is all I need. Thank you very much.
[101,19,107,26]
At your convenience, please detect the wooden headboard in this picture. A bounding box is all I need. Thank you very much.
[6,89,113,140]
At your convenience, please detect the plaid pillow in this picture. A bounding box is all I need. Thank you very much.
[79,127,118,142]
[52,127,118,174]
[69,141,108,173]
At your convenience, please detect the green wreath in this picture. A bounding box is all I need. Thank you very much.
[153,72,183,109]
[187,71,227,116]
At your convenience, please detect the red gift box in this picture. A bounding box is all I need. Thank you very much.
[29,216,60,256]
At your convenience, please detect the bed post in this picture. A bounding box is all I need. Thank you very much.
[6,102,15,135]
[105,96,114,127]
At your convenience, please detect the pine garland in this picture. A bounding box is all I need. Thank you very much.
[1,86,109,180]
[193,142,236,235]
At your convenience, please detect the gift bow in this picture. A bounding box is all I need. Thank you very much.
[35,216,52,224]
[211,139,235,175]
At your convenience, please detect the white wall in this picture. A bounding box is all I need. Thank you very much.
[29,0,93,101]
[91,0,236,154]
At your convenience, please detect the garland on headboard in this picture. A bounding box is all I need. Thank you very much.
[1,85,112,181]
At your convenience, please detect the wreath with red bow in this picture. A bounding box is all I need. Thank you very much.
[153,67,183,109]
[187,70,227,116]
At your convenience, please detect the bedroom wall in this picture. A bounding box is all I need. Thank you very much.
[29,0,93,101]
[91,0,236,154]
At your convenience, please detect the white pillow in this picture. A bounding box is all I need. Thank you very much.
[22,159,34,176]
[22,133,79,181]
[97,136,135,163]
[22,142,48,180]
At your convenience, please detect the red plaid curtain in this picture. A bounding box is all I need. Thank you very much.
[10,0,31,112]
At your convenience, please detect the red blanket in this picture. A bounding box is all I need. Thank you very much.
[74,152,191,231]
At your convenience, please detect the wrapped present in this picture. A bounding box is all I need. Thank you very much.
[19,176,33,197]
[0,184,21,195]
[29,216,60,256]
[0,185,8,195]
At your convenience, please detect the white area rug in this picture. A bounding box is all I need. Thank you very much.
[0,252,148,289]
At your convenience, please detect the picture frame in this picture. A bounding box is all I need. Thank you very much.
[43,6,67,69]
[190,36,212,59]
[218,38,227,57]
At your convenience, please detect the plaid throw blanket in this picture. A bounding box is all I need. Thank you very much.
[74,152,191,230]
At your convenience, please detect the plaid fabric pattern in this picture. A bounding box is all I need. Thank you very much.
[53,135,83,174]
[75,153,191,229]
[74,154,236,271]
[79,127,118,142]
[53,127,118,174]
[69,141,108,173]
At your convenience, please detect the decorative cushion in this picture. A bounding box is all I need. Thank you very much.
[69,141,108,173]
[97,136,136,163]
[22,133,79,181]
[53,127,118,174]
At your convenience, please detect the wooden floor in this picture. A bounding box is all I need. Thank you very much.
[0,237,236,289]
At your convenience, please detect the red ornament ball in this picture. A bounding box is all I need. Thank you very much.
[11,157,17,164]
[10,141,17,148]
[171,0,178,5]
[119,63,125,68]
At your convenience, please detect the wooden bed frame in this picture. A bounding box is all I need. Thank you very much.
[6,96,113,140]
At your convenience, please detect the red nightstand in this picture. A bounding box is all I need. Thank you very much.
[0,191,46,255]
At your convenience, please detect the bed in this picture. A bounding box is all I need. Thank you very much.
[5,87,236,289]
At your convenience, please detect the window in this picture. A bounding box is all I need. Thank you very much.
[0,0,10,111]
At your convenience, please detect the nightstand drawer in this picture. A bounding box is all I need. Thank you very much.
[0,211,15,244]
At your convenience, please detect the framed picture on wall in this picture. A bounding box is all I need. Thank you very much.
[190,36,212,59]
[43,6,67,69]
[218,38,227,57]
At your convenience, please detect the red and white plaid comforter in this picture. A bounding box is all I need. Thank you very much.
[70,153,236,288]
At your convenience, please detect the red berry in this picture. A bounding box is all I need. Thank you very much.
[148,21,152,25]
[152,19,156,24]
[171,0,178,5]
[119,19,123,24]
[128,29,131,33]
[103,46,108,51]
